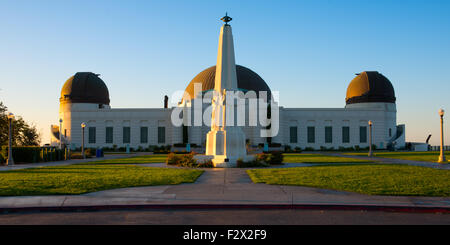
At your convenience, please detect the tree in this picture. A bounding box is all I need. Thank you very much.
[0,101,41,146]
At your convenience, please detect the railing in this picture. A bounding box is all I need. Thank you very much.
[429,145,450,151]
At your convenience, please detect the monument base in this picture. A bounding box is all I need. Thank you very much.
[195,154,256,168]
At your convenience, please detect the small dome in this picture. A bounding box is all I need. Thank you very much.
[60,72,110,105]
[184,65,271,99]
[346,71,396,105]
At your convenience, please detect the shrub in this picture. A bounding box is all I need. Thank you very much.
[0,154,4,164]
[305,147,315,151]
[70,152,84,159]
[70,148,96,159]
[154,145,171,154]
[339,146,355,152]
[166,152,212,168]
[256,153,270,163]
[197,160,214,168]
[178,153,198,168]
[101,147,112,152]
[284,145,302,153]
[268,151,284,165]
[71,149,95,159]
[84,148,95,157]
[236,158,269,168]
[255,151,284,165]
[284,145,292,153]
[166,153,181,165]
[258,142,282,148]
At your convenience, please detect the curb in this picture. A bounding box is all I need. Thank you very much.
[0,204,448,214]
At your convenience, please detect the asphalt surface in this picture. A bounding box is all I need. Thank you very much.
[0,209,448,225]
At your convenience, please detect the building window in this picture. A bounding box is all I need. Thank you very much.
[140,127,148,144]
[342,126,350,143]
[123,127,131,144]
[289,126,298,143]
[389,128,392,137]
[360,126,367,143]
[88,127,96,144]
[158,127,165,144]
[106,127,113,143]
[182,125,188,144]
[325,126,332,143]
[307,126,315,143]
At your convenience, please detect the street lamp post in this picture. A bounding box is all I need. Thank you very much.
[59,118,63,150]
[81,122,86,159]
[6,113,15,166]
[438,109,446,163]
[368,120,373,157]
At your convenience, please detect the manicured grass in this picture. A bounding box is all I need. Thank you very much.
[0,164,203,196]
[283,153,371,163]
[344,151,450,163]
[89,154,169,164]
[247,164,450,196]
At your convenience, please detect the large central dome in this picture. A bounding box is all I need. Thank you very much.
[184,65,271,99]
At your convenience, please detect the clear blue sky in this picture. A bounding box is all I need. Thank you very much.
[0,0,449,145]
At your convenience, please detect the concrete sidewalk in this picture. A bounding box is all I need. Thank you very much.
[321,152,450,170]
[0,167,449,212]
[0,153,142,171]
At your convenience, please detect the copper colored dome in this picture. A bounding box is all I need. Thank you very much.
[346,71,396,105]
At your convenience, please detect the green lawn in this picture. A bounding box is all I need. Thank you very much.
[247,164,450,196]
[0,163,202,196]
[344,151,450,163]
[89,154,169,164]
[283,153,372,163]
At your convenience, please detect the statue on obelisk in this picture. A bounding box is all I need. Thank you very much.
[205,14,249,167]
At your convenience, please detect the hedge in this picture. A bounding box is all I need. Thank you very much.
[1,146,65,164]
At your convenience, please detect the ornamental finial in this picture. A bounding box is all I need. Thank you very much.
[221,12,232,24]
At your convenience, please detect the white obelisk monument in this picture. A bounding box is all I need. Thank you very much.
[205,14,249,167]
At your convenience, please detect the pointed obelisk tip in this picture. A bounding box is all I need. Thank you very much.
[220,13,232,25]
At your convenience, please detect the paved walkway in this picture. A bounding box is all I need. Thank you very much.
[0,153,449,211]
[320,152,450,170]
[0,165,449,210]
[0,153,141,171]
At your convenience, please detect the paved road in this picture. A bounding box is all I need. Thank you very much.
[0,209,448,225]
